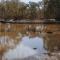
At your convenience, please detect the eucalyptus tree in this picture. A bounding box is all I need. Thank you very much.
[44,0,60,20]
[0,3,5,19]
[17,2,28,19]
[4,2,19,20]
[0,1,45,20]
[29,2,38,19]
[37,1,44,19]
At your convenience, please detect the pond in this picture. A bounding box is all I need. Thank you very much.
[0,23,60,60]
[21,36,47,54]
[3,36,47,60]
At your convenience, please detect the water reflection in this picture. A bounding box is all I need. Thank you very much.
[0,35,60,60]
[3,36,47,60]
[21,36,47,54]
[0,36,16,60]
[4,44,37,60]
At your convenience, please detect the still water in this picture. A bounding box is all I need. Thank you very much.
[21,36,47,54]
[3,36,47,59]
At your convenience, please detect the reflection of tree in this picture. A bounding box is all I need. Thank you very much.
[44,34,60,52]
[5,23,11,32]
[0,45,7,60]
[0,36,16,60]
[43,24,60,52]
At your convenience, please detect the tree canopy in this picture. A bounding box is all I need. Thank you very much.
[44,0,60,20]
[0,1,43,20]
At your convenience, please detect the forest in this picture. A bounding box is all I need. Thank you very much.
[0,1,44,20]
[0,0,60,21]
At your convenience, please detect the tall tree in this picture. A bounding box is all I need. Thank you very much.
[44,0,60,20]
